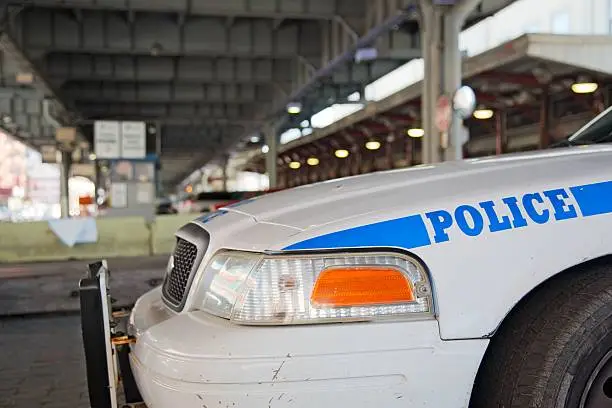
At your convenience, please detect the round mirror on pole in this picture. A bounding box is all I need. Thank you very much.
[453,86,477,119]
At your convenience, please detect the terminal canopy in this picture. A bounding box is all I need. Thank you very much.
[242,34,612,188]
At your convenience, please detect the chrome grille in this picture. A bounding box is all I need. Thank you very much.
[162,237,198,306]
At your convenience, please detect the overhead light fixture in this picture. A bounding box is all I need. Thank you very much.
[406,128,424,138]
[307,157,319,166]
[15,72,34,84]
[262,145,270,153]
[354,47,378,63]
[250,135,260,143]
[365,140,381,150]
[300,120,310,128]
[571,79,598,94]
[88,153,97,161]
[473,108,494,120]
[334,149,350,159]
[287,102,302,114]
[289,161,301,169]
[347,91,361,102]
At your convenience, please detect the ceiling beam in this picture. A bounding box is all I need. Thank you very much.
[20,0,363,21]
[76,101,259,118]
[77,116,260,128]
[63,82,276,104]
[43,54,295,85]
[13,9,323,59]
[44,53,405,90]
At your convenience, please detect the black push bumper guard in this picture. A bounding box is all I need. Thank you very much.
[79,260,145,408]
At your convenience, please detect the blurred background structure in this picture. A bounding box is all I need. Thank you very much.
[0,0,609,221]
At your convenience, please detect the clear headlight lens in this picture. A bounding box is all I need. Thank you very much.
[192,251,433,325]
[194,251,262,319]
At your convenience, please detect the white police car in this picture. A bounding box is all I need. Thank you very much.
[127,107,612,407]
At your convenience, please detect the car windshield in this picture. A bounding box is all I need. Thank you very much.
[566,106,612,145]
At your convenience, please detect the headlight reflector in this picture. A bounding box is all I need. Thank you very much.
[193,251,432,325]
[195,252,262,319]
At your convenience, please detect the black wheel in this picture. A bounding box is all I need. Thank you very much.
[470,261,612,408]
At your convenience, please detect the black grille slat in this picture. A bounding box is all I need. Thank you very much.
[162,238,198,306]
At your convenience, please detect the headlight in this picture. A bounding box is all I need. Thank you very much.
[191,250,433,325]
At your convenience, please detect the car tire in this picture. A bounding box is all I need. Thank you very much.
[469,260,612,408]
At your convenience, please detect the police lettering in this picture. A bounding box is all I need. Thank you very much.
[424,188,578,243]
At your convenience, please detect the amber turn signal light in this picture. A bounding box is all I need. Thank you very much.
[310,266,415,307]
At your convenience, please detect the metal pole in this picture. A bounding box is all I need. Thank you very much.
[155,121,161,157]
[59,150,70,218]
[264,125,278,188]
[539,86,551,149]
[495,110,507,155]
[444,0,482,161]
[154,122,162,197]
[43,100,70,217]
[222,154,229,192]
[443,12,462,161]
[420,5,430,164]
[94,160,101,206]
[425,6,443,163]
[422,4,443,164]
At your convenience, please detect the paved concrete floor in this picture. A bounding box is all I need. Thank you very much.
[0,315,91,408]
[0,256,168,407]
[0,256,167,316]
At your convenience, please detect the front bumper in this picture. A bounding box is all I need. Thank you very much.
[129,287,488,408]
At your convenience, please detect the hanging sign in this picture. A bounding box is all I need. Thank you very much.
[94,121,121,159]
[121,121,146,158]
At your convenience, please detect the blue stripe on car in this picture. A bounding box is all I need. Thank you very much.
[283,180,612,251]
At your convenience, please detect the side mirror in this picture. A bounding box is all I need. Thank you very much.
[453,86,476,119]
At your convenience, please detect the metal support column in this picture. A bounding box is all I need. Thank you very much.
[539,86,551,149]
[221,154,229,192]
[419,0,442,164]
[445,0,481,161]
[154,122,162,197]
[594,88,605,114]
[420,0,481,164]
[385,139,394,169]
[94,160,102,205]
[443,11,462,161]
[59,150,71,218]
[495,110,507,155]
[264,125,278,188]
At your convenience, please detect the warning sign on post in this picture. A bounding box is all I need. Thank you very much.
[435,95,452,133]
[121,121,146,159]
[94,121,120,159]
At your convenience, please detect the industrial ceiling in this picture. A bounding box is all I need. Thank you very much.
[0,0,517,188]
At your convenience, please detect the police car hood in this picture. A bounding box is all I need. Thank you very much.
[221,145,612,250]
